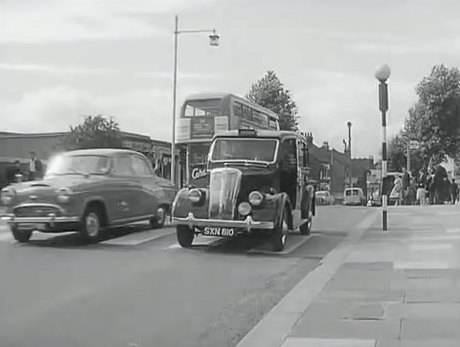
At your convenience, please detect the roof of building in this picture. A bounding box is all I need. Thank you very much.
[61,148,142,156]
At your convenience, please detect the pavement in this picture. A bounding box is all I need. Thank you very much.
[237,204,460,347]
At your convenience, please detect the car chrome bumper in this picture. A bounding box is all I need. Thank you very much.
[172,213,274,232]
[1,214,80,225]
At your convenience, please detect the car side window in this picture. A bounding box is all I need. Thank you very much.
[112,156,134,176]
[131,156,152,177]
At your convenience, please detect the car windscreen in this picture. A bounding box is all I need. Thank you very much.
[45,155,110,176]
[210,138,278,163]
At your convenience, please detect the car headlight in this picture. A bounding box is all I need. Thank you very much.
[0,188,15,205]
[248,191,264,207]
[189,188,203,204]
[56,187,72,204]
[238,202,252,216]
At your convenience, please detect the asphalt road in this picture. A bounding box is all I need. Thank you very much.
[0,206,375,347]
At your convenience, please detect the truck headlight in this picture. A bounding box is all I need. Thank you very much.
[0,188,15,205]
[248,191,264,207]
[238,202,251,216]
[56,188,72,204]
[189,188,203,204]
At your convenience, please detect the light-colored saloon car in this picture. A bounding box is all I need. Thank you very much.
[1,149,177,243]
[315,190,335,205]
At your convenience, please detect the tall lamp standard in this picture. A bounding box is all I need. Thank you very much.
[347,121,352,187]
[375,64,391,231]
[171,15,220,186]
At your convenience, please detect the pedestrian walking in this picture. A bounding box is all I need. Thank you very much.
[451,179,459,205]
[390,176,403,206]
[416,169,427,205]
[407,178,417,205]
[401,167,410,205]
[28,151,43,181]
[426,168,436,205]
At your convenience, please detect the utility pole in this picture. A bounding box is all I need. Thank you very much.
[347,121,352,187]
[375,64,391,231]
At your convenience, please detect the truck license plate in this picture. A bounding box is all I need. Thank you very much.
[202,227,236,237]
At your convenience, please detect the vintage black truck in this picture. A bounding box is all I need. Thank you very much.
[171,128,316,251]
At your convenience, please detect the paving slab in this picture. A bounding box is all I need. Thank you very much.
[281,337,376,347]
[291,317,401,340]
[404,289,460,303]
[377,339,460,347]
[340,262,394,271]
[318,289,405,304]
[401,319,460,339]
[386,303,460,320]
[404,268,460,278]
[390,277,460,291]
[327,276,389,291]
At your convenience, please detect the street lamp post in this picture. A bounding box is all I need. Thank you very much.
[170,15,219,186]
[347,121,352,187]
[375,64,391,231]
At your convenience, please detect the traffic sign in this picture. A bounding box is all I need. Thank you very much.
[409,140,420,150]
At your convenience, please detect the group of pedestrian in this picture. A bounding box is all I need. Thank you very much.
[3,151,43,186]
[390,165,459,206]
[414,166,458,205]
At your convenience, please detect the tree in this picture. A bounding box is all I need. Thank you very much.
[387,132,425,173]
[407,64,460,165]
[62,115,123,150]
[246,71,299,131]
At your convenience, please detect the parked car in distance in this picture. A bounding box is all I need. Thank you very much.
[0,148,177,243]
[172,128,316,252]
[315,190,335,205]
[343,187,366,206]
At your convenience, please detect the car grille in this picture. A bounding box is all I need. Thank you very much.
[209,168,242,220]
[14,205,62,218]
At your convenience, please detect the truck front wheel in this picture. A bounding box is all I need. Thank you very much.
[271,207,289,252]
[177,225,194,248]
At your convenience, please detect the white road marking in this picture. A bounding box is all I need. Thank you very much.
[166,236,222,249]
[100,228,174,246]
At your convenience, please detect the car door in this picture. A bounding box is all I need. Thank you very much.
[130,154,159,217]
[108,154,140,222]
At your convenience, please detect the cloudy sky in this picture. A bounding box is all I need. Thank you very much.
[1,0,459,158]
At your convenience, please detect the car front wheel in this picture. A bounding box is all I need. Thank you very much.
[271,207,289,252]
[177,225,194,248]
[11,226,32,243]
[150,206,167,229]
[300,212,312,236]
[80,207,102,242]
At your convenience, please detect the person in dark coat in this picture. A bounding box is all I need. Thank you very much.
[451,179,459,205]
[433,165,448,204]
[28,151,43,181]
[401,167,410,205]
[426,168,436,205]
[5,160,22,185]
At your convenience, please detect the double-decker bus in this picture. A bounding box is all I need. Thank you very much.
[176,93,280,187]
